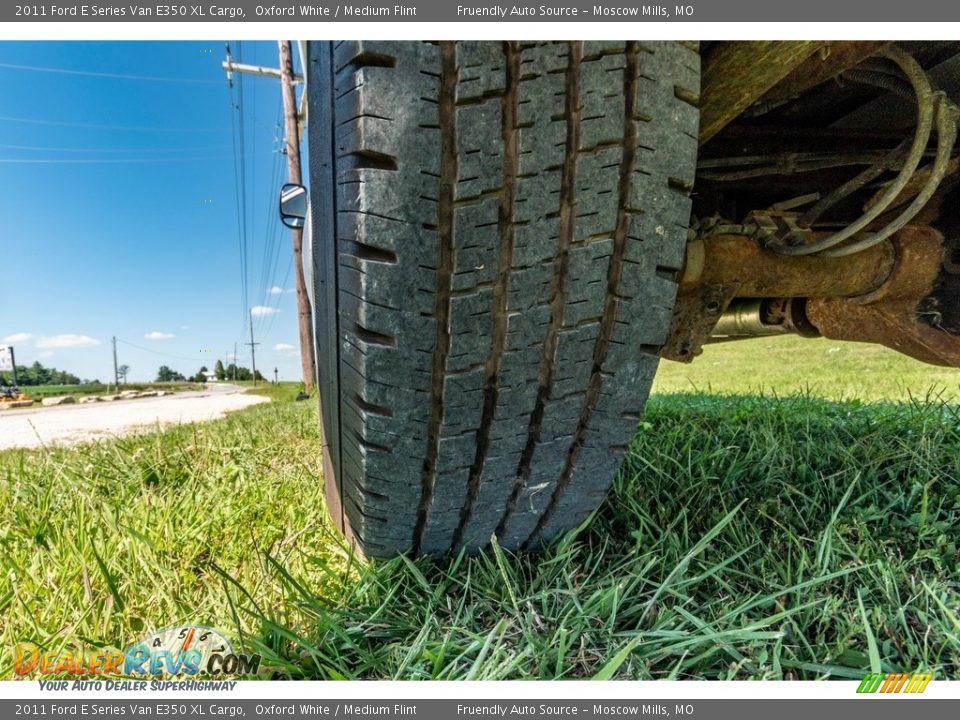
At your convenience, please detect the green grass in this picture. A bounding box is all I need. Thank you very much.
[244,381,305,402]
[1,344,958,680]
[654,336,960,403]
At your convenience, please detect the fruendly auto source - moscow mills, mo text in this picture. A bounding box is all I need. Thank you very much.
[457,5,681,17]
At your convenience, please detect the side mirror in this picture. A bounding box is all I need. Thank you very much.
[279,183,308,229]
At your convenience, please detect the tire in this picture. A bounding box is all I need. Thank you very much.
[306,40,700,558]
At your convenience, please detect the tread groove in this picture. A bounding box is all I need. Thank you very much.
[342,240,399,264]
[340,149,399,171]
[412,41,458,557]
[496,41,583,541]
[524,41,642,548]
[673,84,700,108]
[336,50,397,73]
[451,41,521,553]
[355,432,393,454]
[352,323,397,348]
[352,392,394,417]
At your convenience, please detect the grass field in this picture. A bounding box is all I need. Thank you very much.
[654,335,960,403]
[1,342,958,680]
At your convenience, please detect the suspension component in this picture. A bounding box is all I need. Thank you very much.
[756,46,960,257]
[663,226,953,365]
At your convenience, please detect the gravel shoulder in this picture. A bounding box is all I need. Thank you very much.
[0,384,268,450]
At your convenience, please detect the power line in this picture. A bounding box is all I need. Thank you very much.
[219,40,315,389]
[254,170,276,334]
[238,42,251,334]
[251,43,258,302]
[0,113,226,133]
[115,338,205,364]
[0,155,233,165]
[227,41,250,335]
[0,61,221,84]
[0,142,233,154]
[254,108,286,337]
[260,254,293,342]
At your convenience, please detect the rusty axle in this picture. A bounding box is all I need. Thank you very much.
[665,226,958,367]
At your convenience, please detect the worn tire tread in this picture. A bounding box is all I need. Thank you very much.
[315,40,699,557]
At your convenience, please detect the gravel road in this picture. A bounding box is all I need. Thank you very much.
[0,383,268,450]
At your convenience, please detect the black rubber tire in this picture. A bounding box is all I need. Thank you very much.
[306,40,699,558]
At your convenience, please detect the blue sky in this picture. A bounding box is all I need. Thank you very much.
[0,41,305,383]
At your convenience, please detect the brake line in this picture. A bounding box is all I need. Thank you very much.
[765,45,938,256]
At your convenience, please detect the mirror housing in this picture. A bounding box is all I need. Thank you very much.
[279,183,308,229]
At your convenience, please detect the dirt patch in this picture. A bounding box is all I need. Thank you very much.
[0,385,268,450]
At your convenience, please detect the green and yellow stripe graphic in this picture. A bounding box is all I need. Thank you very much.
[857,672,933,694]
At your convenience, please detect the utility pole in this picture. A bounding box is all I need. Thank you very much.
[233,342,237,382]
[279,40,316,394]
[246,310,260,387]
[221,43,315,393]
[112,336,119,391]
[7,346,19,387]
[274,367,278,385]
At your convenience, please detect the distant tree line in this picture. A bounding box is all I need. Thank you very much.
[211,359,263,382]
[1,359,268,387]
[155,363,263,384]
[0,361,83,386]
[155,365,188,383]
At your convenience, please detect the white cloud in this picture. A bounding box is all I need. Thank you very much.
[274,343,297,356]
[38,351,55,359]
[36,334,100,349]
[251,306,279,318]
[180,325,191,330]
[267,286,284,295]
[2,332,33,344]
[145,331,175,341]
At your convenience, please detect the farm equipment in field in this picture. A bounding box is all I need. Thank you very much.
[0,383,33,406]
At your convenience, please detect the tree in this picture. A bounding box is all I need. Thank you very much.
[214,360,226,381]
[219,364,262,382]
[156,365,186,383]
[29,361,50,385]
[118,365,130,384]
[1,361,79,386]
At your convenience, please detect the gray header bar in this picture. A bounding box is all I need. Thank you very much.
[5,0,960,22]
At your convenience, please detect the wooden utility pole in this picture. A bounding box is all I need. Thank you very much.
[279,40,316,394]
[246,310,260,387]
[112,336,119,390]
[7,346,19,387]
